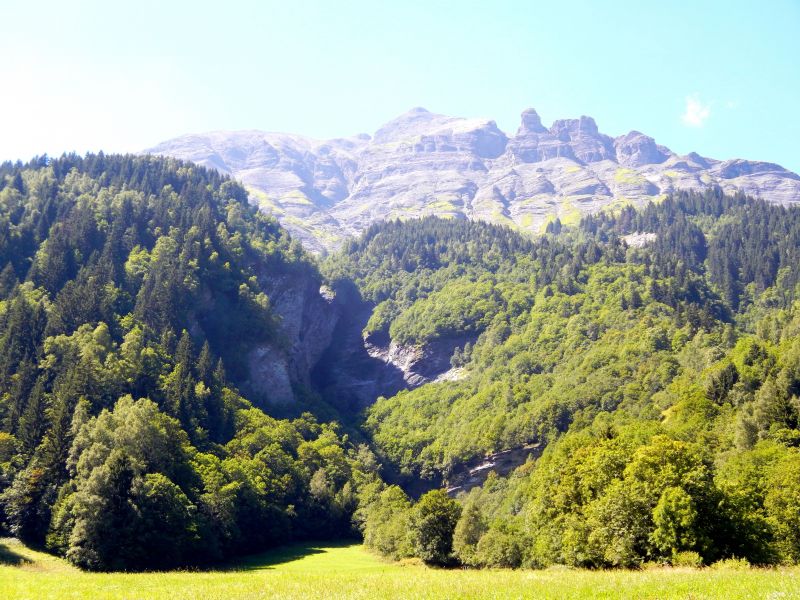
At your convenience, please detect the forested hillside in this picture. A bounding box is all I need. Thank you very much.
[328,191,800,567]
[1,155,800,572]
[0,155,379,570]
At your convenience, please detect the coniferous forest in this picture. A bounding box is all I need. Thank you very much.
[0,155,378,570]
[2,154,800,571]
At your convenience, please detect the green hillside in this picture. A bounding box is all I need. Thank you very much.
[1,155,800,575]
[0,155,378,570]
[328,191,800,568]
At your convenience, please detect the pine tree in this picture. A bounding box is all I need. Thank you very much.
[17,377,49,458]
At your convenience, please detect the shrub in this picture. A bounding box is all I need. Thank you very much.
[671,550,703,568]
[710,557,751,570]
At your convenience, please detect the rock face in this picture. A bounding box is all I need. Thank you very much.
[146,108,800,252]
[445,444,543,497]
[615,131,669,168]
[364,334,473,388]
[191,228,463,412]
[310,286,407,413]
[309,281,472,412]
[240,275,340,407]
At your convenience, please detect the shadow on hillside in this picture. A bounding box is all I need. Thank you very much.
[221,541,345,572]
[0,540,28,566]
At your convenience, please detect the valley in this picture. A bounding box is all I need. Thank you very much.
[2,152,800,579]
[3,1,799,597]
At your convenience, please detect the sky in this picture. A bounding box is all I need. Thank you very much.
[1,0,798,172]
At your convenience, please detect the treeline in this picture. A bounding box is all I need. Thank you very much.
[582,188,800,310]
[333,191,800,567]
[0,155,376,570]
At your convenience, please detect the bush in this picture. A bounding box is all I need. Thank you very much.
[710,557,751,570]
[475,528,523,568]
[671,551,703,568]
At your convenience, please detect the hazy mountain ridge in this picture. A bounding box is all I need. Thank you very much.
[147,107,800,251]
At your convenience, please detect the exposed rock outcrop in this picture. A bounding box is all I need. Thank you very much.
[241,276,340,407]
[311,286,407,412]
[310,284,473,411]
[445,443,543,497]
[615,131,668,168]
[364,334,474,388]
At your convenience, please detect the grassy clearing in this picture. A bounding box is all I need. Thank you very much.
[1,537,799,599]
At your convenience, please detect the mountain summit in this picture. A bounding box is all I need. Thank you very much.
[146,108,800,251]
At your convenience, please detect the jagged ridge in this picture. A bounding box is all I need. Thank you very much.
[146,107,800,252]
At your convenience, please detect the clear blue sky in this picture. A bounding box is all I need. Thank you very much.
[1,0,798,171]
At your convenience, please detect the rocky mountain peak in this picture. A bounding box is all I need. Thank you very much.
[686,152,710,169]
[147,107,800,253]
[545,116,614,162]
[614,131,669,168]
[372,107,443,143]
[518,108,547,134]
[549,115,600,138]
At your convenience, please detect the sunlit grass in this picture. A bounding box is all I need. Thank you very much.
[1,537,799,599]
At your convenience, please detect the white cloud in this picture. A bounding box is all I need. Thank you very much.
[681,95,711,127]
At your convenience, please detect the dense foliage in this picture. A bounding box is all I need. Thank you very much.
[331,191,800,567]
[2,154,800,572]
[0,155,378,570]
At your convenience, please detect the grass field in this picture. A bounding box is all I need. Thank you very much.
[1,537,799,599]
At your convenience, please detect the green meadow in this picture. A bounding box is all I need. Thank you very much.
[1,537,799,600]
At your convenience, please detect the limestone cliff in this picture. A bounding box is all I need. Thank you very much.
[146,107,800,252]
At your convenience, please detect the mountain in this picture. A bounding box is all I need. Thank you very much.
[146,107,800,252]
[2,155,800,571]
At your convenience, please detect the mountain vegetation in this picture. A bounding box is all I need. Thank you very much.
[328,191,800,568]
[0,154,379,570]
[1,154,800,573]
